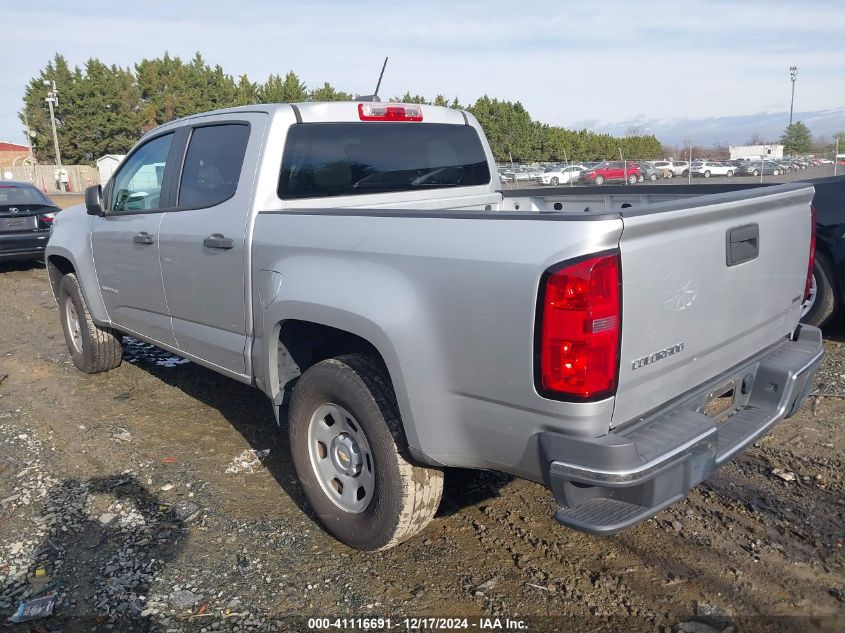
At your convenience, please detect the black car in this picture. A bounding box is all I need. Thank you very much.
[0,181,60,262]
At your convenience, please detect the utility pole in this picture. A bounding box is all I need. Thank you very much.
[20,109,36,184]
[788,66,798,127]
[43,80,63,190]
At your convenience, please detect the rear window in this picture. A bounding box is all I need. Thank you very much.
[0,185,52,206]
[278,123,490,199]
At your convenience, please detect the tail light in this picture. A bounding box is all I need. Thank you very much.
[358,103,423,122]
[38,211,57,229]
[804,205,816,300]
[535,252,621,401]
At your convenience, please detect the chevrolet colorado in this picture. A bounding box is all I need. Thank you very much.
[45,101,823,550]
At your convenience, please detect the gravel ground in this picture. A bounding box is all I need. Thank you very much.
[1,247,843,631]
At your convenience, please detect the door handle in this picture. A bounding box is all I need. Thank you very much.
[203,233,234,250]
[133,232,154,245]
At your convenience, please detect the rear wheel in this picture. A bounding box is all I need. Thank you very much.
[628,174,638,184]
[58,273,123,374]
[682,170,689,177]
[773,169,780,176]
[289,354,443,550]
[704,170,711,178]
[726,170,734,178]
[752,169,760,176]
[801,251,838,328]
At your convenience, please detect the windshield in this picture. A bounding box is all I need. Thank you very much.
[0,184,52,207]
[278,123,491,198]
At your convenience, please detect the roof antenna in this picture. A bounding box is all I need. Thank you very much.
[357,57,389,102]
[374,56,388,99]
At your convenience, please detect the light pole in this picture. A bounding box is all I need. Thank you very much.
[42,80,62,178]
[788,66,798,127]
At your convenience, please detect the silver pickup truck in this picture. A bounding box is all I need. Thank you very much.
[45,101,824,550]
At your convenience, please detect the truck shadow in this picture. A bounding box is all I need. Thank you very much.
[1,474,186,630]
[129,342,508,530]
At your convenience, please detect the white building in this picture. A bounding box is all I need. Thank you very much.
[96,154,126,185]
[728,144,784,160]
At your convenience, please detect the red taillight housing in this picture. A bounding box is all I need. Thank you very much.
[536,252,621,401]
[804,205,816,300]
[358,102,423,122]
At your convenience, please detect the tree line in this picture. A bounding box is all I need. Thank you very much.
[20,53,663,166]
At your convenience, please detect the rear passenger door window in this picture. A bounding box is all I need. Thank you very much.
[178,124,250,208]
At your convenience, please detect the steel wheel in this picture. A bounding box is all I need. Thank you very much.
[64,296,83,355]
[307,402,375,513]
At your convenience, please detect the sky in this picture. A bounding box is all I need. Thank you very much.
[2,0,844,145]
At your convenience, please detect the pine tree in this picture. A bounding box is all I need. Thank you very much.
[780,122,813,155]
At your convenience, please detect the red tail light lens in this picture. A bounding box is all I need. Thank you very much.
[804,205,816,300]
[358,103,423,122]
[536,252,621,400]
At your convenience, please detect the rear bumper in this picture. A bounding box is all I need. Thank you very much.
[0,231,49,261]
[542,325,824,534]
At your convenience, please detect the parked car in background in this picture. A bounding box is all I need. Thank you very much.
[738,161,784,176]
[580,161,640,185]
[672,161,690,177]
[540,164,586,185]
[651,161,675,178]
[0,181,60,262]
[690,161,735,178]
[635,162,660,182]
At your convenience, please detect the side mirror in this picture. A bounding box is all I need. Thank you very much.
[85,185,105,216]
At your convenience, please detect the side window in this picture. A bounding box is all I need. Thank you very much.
[178,124,250,208]
[111,133,174,212]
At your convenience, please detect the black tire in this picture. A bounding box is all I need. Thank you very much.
[628,174,638,184]
[550,176,559,185]
[58,273,123,374]
[752,170,760,177]
[682,170,689,177]
[801,251,838,328]
[649,173,658,181]
[704,170,711,178]
[289,354,443,550]
[594,175,605,185]
[726,170,734,178]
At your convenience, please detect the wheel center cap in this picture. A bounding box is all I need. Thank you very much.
[330,433,361,476]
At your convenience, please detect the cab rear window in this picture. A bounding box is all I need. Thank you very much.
[278,123,490,199]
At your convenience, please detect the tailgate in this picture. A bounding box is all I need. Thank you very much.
[611,183,815,427]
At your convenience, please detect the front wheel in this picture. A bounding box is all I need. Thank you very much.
[752,170,760,176]
[289,354,444,550]
[58,273,123,374]
[704,170,711,178]
[550,176,559,185]
[594,175,605,185]
[773,169,780,176]
[649,173,658,181]
[682,170,689,177]
[726,170,734,178]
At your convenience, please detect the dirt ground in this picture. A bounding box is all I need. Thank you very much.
[0,257,843,633]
